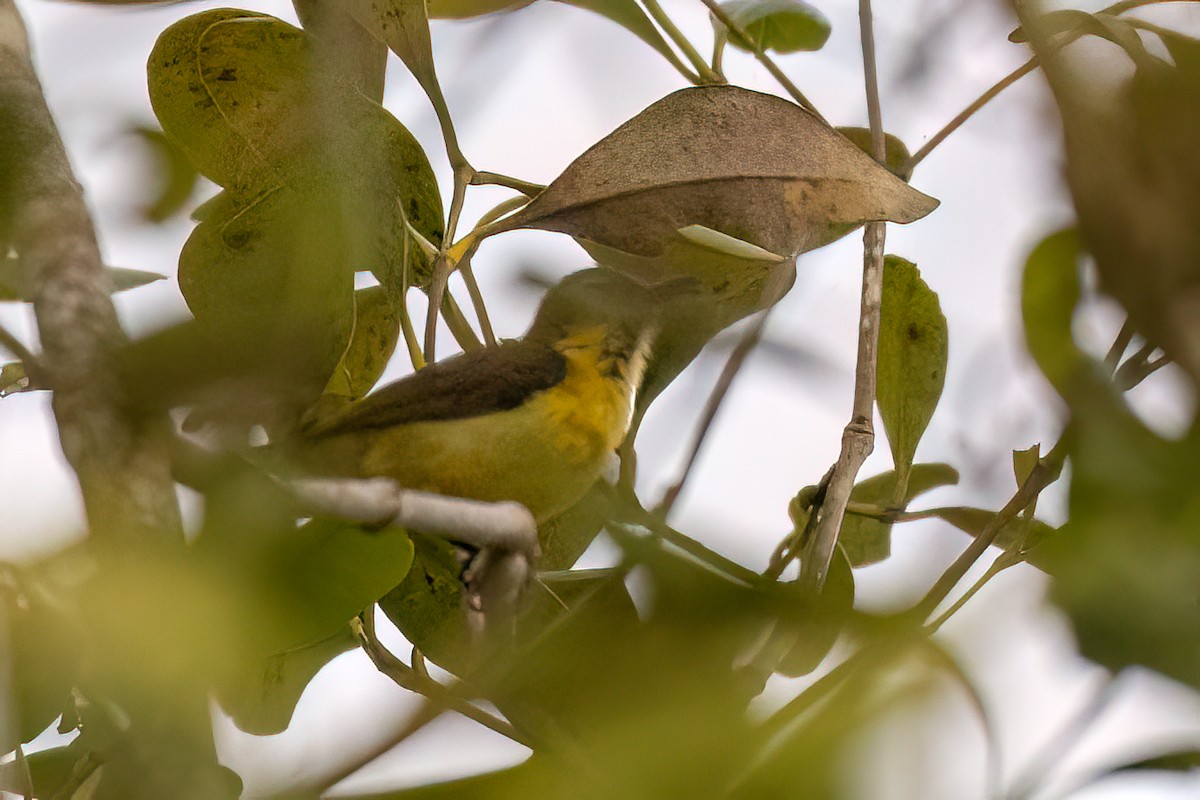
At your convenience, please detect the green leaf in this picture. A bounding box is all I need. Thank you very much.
[132,126,200,222]
[2,579,82,752]
[1115,749,1200,772]
[719,0,831,54]
[0,255,164,302]
[933,507,1059,571]
[777,544,854,677]
[217,625,358,735]
[1039,390,1200,689]
[324,286,401,400]
[877,256,948,488]
[177,187,356,397]
[836,127,913,180]
[426,0,534,17]
[148,9,312,196]
[0,361,29,396]
[1020,228,1091,396]
[1012,443,1041,487]
[838,462,959,567]
[0,745,80,798]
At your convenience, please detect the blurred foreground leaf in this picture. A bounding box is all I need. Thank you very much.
[0,255,163,302]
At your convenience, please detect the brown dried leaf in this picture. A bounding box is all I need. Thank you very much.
[496,85,938,264]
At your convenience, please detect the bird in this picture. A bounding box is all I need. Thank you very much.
[285,268,692,522]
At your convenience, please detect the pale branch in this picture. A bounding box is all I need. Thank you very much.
[286,477,538,636]
[656,309,770,516]
[470,171,545,197]
[0,0,182,545]
[797,0,888,596]
[698,0,826,121]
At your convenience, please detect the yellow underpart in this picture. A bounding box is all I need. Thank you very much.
[332,323,647,521]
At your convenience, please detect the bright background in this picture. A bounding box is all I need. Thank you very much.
[2,0,1199,797]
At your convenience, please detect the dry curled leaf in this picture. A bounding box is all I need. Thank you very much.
[494,85,938,271]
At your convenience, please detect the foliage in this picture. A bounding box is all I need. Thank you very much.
[2,1,1199,799]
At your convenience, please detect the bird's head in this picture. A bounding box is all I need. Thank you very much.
[525,268,702,354]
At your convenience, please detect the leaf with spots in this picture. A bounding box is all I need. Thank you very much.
[877,256,948,493]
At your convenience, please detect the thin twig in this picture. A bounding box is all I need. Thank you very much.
[912,438,1067,621]
[656,310,770,516]
[904,57,1039,174]
[698,0,826,121]
[470,171,545,197]
[641,0,722,83]
[618,505,763,586]
[458,261,497,347]
[309,612,529,794]
[797,0,886,596]
[1004,674,1121,800]
[1104,318,1135,371]
[0,321,35,366]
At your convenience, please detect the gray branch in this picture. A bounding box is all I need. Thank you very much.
[0,0,182,544]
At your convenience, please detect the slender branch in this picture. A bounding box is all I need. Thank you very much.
[698,0,826,120]
[1004,674,1121,800]
[904,57,1039,174]
[1104,318,1135,371]
[798,1,887,596]
[0,320,37,374]
[470,171,545,198]
[458,261,497,347]
[306,612,529,795]
[656,310,769,516]
[913,438,1067,621]
[640,0,722,83]
[617,505,763,586]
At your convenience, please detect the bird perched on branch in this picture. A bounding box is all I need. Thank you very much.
[288,268,694,522]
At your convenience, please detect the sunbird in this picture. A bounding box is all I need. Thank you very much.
[288,269,693,521]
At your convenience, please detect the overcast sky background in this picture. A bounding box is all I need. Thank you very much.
[3,0,1200,797]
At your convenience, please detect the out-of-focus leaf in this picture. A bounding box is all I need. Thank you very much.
[877,256,947,488]
[1021,228,1091,396]
[494,85,938,283]
[839,462,959,568]
[933,507,1059,571]
[719,0,831,54]
[1038,387,1200,688]
[1016,10,1152,63]
[339,762,548,799]
[132,126,200,222]
[837,126,913,179]
[0,362,29,395]
[538,482,613,570]
[325,286,401,400]
[0,255,164,301]
[1023,7,1200,382]
[0,745,79,798]
[177,187,355,404]
[1114,750,1200,772]
[217,624,357,735]
[777,543,854,677]
[2,582,81,752]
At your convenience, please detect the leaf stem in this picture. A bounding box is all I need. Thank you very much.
[640,0,723,83]
[470,171,545,197]
[698,0,826,121]
[656,310,770,516]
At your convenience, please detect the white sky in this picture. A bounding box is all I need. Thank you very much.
[3,0,1200,798]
